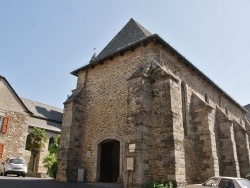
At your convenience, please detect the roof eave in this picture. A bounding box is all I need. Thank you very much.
[70,35,247,113]
[30,114,62,124]
[70,34,158,76]
[28,125,61,134]
[154,36,247,113]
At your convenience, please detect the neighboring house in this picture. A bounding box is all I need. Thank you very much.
[0,74,62,176]
[57,19,250,188]
[21,97,62,175]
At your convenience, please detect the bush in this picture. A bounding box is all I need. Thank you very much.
[42,135,60,178]
[48,161,57,179]
[146,180,174,188]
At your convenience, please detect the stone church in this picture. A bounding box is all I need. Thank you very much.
[57,19,250,187]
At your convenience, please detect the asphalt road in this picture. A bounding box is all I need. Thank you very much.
[0,176,122,188]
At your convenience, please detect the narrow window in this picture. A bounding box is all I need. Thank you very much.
[48,137,54,150]
[181,82,187,136]
[225,107,229,116]
[25,134,31,151]
[1,117,9,133]
[0,144,4,159]
[204,93,209,103]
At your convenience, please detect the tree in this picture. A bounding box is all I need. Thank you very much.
[43,154,57,178]
[43,135,60,178]
[27,127,47,173]
[48,135,60,155]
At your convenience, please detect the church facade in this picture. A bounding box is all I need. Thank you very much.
[57,19,250,187]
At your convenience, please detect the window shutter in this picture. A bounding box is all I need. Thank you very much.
[1,117,9,133]
[0,144,3,159]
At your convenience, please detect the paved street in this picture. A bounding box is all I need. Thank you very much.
[0,176,122,188]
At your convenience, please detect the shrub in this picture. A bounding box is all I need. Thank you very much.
[43,135,60,178]
[146,180,174,188]
[48,161,57,179]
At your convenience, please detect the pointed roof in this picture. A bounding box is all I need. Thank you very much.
[95,18,152,61]
[69,19,247,114]
[0,75,33,114]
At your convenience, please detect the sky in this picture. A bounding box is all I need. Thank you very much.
[1,0,250,109]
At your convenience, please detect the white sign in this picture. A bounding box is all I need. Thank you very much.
[129,144,136,152]
[127,157,134,171]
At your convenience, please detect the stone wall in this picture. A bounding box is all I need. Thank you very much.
[234,122,250,177]
[58,43,250,187]
[216,108,240,177]
[0,81,26,113]
[0,109,28,160]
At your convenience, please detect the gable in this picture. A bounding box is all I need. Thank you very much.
[0,77,30,113]
[71,18,152,76]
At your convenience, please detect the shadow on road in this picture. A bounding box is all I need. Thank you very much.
[0,177,122,188]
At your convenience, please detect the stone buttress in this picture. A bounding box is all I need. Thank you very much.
[57,87,85,182]
[126,60,186,187]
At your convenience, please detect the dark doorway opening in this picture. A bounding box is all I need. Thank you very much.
[99,140,120,183]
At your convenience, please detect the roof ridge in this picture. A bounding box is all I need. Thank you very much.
[130,18,152,36]
[95,18,152,61]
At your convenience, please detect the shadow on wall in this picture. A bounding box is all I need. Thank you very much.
[35,106,62,127]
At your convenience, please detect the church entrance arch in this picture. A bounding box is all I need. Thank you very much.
[98,139,120,183]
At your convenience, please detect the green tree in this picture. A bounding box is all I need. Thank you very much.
[43,135,60,178]
[48,135,60,155]
[28,127,47,173]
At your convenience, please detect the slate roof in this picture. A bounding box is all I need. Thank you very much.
[95,18,152,61]
[21,97,63,123]
[70,18,247,113]
[71,18,152,75]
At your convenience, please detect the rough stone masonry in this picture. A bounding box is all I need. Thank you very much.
[57,19,250,188]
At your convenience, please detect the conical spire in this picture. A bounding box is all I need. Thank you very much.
[95,18,152,61]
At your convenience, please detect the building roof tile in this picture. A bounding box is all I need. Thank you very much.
[21,97,63,123]
[95,18,152,61]
[70,19,247,114]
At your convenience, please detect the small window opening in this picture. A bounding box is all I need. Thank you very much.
[204,93,209,103]
[181,82,187,136]
[25,134,31,151]
[225,107,229,116]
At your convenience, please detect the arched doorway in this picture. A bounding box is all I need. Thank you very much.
[98,139,120,183]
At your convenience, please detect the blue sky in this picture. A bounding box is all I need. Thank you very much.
[1,0,250,108]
